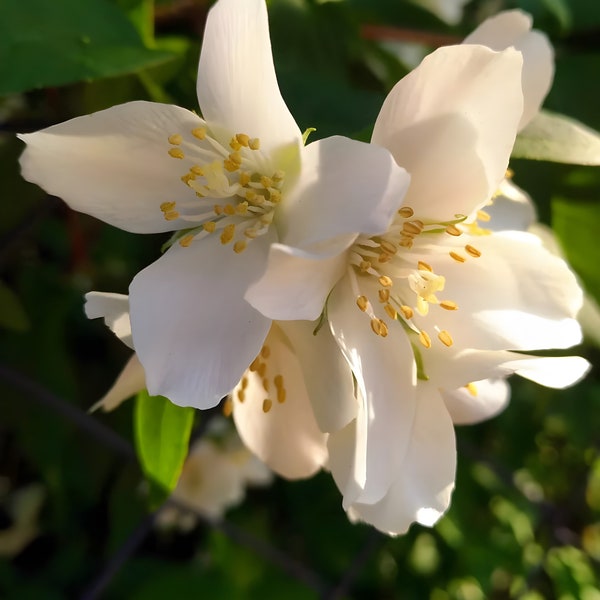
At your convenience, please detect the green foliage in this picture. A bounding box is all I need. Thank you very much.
[134,390,195,505]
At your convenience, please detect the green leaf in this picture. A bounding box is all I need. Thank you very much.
[552,198,600,303]
[0,280,30,332]
[134,390,195,503]
[0,0,173,94]
[513,111,600,165]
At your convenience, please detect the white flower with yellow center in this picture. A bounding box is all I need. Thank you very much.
[245,17,590,533]
[18,0,410,409]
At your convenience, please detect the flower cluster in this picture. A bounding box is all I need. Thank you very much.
[19,0,590,534]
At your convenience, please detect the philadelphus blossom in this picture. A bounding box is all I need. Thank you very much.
[244,11,590,534]
[18,0,409,410]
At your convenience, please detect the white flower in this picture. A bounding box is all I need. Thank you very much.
[157,420,272,529]
[18,0,409,410]
[246,15,590,534]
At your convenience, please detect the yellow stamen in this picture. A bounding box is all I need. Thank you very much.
[378,275,393,288]
[403,221,423,235]
[356,295,368,312]
[168,134,183,145]
[241,376,249,390]
[191,165,204,176]
[249,357,261,372]
[262,378,270,392]
[257,363,267,378]
[440,300,458,311]
[222,397,233,417]
[164,211,179,221]
[378,289,390,303]
[220,224,235,244]
[237,389,246,403]
[233,240,247,254]
[223,204,236,216]
[261,346,271,359]
[260,176,273,188]
[224,159,240,172]
[419,330,432,349]
[380,240,397,255]
[160,201,176,212]
[418,260,433,272]
[168,148,185,159]
[465,382,478,396]
[179,234,194,247]
[465,244,481,258]
[203,221,216,233]
[236,133,250,147]
[277,388,286,404]
[400,305,414,320]
[370,318,389,337]
[384,304,397,320]
[191,127,206,140]
[359,260,371,272]
[274,374,283,388]
[239,172,251,186]
[445,225,462,236]
[249,138,260,150]
[477,210,491,222]
[398,206,414,218]
[262,399,272,413]
[449,251,466,263]
[438,330,453,347]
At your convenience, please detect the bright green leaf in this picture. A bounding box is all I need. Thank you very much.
[552,198,600,303]
[134,390,195,502]
[0,0,173,95]
[0,280,30,332]
[513,111,600,165]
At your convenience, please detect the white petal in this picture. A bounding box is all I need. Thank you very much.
[501,355,590,388]
[232,324,328,479]
[345,386,456,536]
[440,378,510,425]
[19,102,203,233]
[486,179,537,232]
[84,291,133,349]
[245,243,346,321]
[328,276,417,505]
[463,10,554,129]
[281,137,411,251]
[278,321,357,433]
[90,354,146,413]
[129,234,273,409]
[197,0,301,153]
[372,45,523,221]
[412,231,583,351]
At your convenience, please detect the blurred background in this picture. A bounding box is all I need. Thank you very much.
[1,0,599,597]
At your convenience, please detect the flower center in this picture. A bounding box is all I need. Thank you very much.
[163,124,286,253]
[348,205,489,352]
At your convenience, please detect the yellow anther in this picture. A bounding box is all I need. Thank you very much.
[229,152,242,165]
[260,176,273,189]
[203,221,216,233]
[260,346,271,360]
[233,240,247,254]
[277,387,286,404]
[378,275,393,288]
[400,305,414,320]
[419,330,432,349]
[237,389,246,403]
[168,134,183,145]
[245,189,257,202]
[440,300,458,311]
[370,318,389,337]
[224,159,240,172]
[229,138,242,151]
[445,225,462,236]
[191,127,206,140]
[274,374,283,388]
[378,253,392,264]
[399,237,414,249]
[269,190,282,203]
[244,228,259,239]
[505,168,514,179]
[220,223,236,245]
[465,382,478,396]
[164,211,180,221]
[465,244,481,258]
[241,376,249,390]
[223,204,236,216]
[257,363,267,378]
[449,251,466,263]
[262,378,269,392]
[191,165,204,176]
[418,261,433,272]
[249,138,260,150]
[239,172,251,186]
[378,289,390,303]
[477,210,491,222]
[160,201,176,212]
[272,170,285,182]
[214,205,223,215]
[236,133,250,147]
[168,148,185,159]
[222,397,233,417]
[181,173,196,185]
[249,357,261,372]
[262,399,272,413]
[179,234,194,247]
[356,295,368,312]
[384,304,397,320]
[360,260,371,272]
[438,330,453,347]
[403,222,422,235]
[398,206,415,218]
[380,240,397,255]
